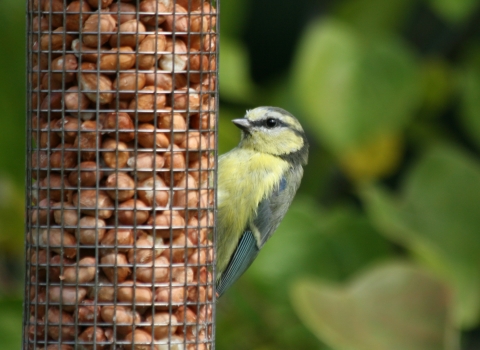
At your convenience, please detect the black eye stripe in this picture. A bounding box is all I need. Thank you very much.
[249,119,288,128]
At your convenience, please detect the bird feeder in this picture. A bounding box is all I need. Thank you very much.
[24,0,218,348]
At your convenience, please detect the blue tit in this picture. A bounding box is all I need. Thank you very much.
[216,106,309,297]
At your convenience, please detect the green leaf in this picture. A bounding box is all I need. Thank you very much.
[0,176,25,255]
[419,58,455,118]
[218,107,244,155]
[219,38,257,103]
[217,201,391,350]
[426,0,479,24]
[249,199,393,293]
[219,0,250,37]
[0,0,26,188]
[291,262,458,350]
[292,19,420,155]
[0,298,23,349]
[459,46,480,150]
[361,145,480,327]
[336,0,415,34]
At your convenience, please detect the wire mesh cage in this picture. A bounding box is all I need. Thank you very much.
[24,0,218,348]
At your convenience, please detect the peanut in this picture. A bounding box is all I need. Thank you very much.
[137,33,168,70]
[78,62,114,105]
[167,233,196,263]
[37,174,72,203]
[117,198,150,225]
[72,39,102,62]
[156,335,187,350]
[102,138,130,169]
[49,143,78,171]
[109,2,137,24]
[40,228,77,259]
[78,326,107,350]
[61,256,97,284]
[137,123,170,149]
[77,215,107,245]
[100,305,140,335]
[145,71,173,90]
[41,0,65,29]
[159,38,188,72]
[135,255,169,283]
[99,46,136,70]
[30,290,47,318]
[173,174,200,209]
[139,0,168,26]
[76,299,101,323]
[164,5,188,33]
[52,202,79,232]
[32,16,49,33]
[31,150,49,180]
[127,152,165,181]
[179,131,209,161]
[163,144,187,185]
[53,116,80,143]
[86,0,114,9]
[100,228,135,254]
[48,254,75,282]
[146,210,185,238]
[158,112,187,145]
[65,92,93,121]
[129,86,168,122]
[40,27,74,51]
[113,72,147,101]
[68,161,103,187]
[127,234,166,264]
[66,1,92,31]
[48,286,88,312]
[101,253,131,283]
[110,19,146,48]
[124,329,153,350]
[171,88,201,112]
[117,280,153,304]
[105,172,135,201]
[155,286,186,310]
[137,175,169,207]
[51,54,78,83]
[73,190,114,219]
[82,13,116,47]
[144,312,178,340]
[46,307,76,341]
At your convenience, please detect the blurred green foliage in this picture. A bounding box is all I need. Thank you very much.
[2,0,480,348]
[215,0,480,349]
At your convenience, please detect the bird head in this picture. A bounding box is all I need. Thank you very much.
[232,107,309,165]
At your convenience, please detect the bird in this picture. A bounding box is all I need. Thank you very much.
[216,106,309,297]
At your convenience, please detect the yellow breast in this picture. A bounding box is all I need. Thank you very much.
[216,148,289,274]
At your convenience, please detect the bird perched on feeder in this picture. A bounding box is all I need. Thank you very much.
[216,106,309,297]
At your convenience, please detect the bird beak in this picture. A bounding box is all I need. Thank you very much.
[232,118,251,132]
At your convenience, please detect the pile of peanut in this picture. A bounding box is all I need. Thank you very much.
[27,0,216,349]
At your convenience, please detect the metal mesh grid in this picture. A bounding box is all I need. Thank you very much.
[24,0,218,348]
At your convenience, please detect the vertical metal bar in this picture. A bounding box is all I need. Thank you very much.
[23,0,33,348]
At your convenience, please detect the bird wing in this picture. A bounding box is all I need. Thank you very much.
[253,176,289,246]
[216,176,290,297]
[216,230,259,297]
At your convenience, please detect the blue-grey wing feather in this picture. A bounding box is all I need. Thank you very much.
[216,230,259,297]
[254,168,303,247]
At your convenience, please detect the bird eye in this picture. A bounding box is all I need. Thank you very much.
[265,118,277,128]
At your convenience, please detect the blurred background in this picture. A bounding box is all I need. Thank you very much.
[1,0,480,349]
